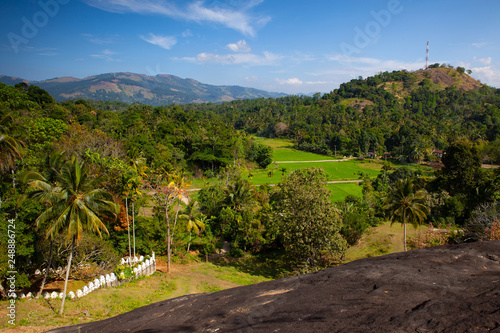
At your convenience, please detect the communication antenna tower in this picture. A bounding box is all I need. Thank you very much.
[425,41,429,69]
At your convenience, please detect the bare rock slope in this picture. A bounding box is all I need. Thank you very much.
[51,241,500,333]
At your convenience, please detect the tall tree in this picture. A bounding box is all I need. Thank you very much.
[129,157,148,259]
[384,178,429,251]
[23,150,66,299]
[439,140,482,196]
[147,173,187,273]
[30,156,119,314]
[271,168,347,270]
[438,140,499,221]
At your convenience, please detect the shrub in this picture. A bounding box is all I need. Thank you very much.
[464,202,500,241]
[483,220,500,241]
[407,224,451,250]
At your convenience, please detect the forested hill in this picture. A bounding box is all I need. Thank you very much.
[2,64,499,164]
[0,72,286,105]
[194,65,500,162]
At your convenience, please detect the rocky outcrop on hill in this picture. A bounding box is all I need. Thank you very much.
[51,241,500,333]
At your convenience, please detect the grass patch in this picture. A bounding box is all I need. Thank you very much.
[252,137,293,149]
[198,282,223,293]
[273,148,338,162]
[344,221,429,262]
[327,182,363,202]
[192,262,271,285]
[0,262,269,331]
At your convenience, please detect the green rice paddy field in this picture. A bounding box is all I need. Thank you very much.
[192,138,387,202]
[246,160,381,184]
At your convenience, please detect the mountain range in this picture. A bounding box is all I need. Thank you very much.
[0,72,287,105]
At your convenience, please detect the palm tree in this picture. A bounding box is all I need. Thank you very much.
[0,133,24,173]
[23,151,66,299]
[32,156,119,314]
[179,201,205,252]
[0,111,25,174]
[222,178,258,214]
[384,178,429,251]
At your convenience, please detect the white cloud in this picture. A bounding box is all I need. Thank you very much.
[82,0,269,36]
[81,33,119,44]
[471,65,500,86]
[183,51,282,66]
[277,78,302,85]
[39,52,58,56]
[472,42,492,48]
[140,34,177,50]
[244,75,259,82]
[319,54,423,79]
[473,56,492,65]
[181,29,193,38]
[328,54,380,65]
[276,78,329,86]
[227,40,250,53]
[90,49,120,61]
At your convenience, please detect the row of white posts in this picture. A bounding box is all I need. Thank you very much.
[14,252,156,300]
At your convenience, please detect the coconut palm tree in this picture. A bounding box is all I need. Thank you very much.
[0,133,24,174]
[222,178,258,214]
[0,111,24,174]
[32,156,119,314]
[384,178,429,251]
[179,201,205,252]
[23,151,66,299]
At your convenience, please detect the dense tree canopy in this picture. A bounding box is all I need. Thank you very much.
[271,168,347,269]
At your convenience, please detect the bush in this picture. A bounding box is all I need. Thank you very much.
[341,211,371,246]
[483,220,500,241]
[229,247,244,258]
[73,233,120,277]
[464,202,500,241]
[114,265,134,280]
[407,224,451,250]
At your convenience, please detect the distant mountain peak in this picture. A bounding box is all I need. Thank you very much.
[44,76,81,83]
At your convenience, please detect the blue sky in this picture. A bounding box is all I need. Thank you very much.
[1,0,499,94]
